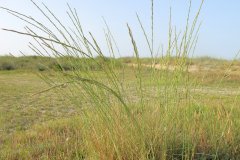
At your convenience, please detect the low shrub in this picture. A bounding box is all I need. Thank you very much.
[0,61,16,70]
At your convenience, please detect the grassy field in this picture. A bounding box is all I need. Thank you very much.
[1,0,240,159]
[0,58,240,159]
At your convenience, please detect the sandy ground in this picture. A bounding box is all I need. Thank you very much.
[128,63,240,75]
[126,63,240,96]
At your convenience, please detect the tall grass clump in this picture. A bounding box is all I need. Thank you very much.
[1,0,240,159]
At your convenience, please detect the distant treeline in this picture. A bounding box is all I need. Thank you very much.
[0,55,238,71]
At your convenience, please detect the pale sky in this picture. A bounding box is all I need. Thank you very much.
[0,0,239,59]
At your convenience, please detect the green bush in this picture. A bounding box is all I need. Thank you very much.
[37,64,48,71]
[0,61,16,70]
